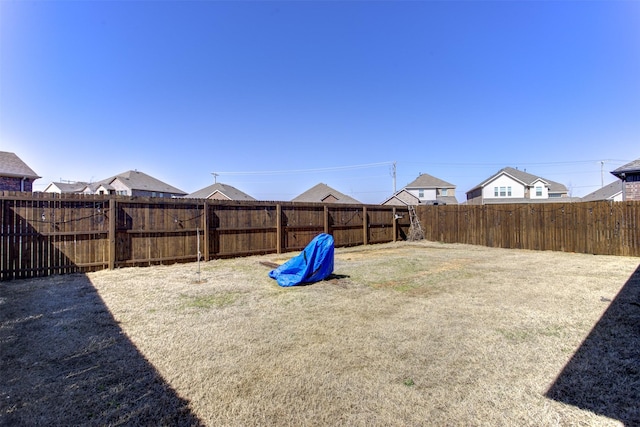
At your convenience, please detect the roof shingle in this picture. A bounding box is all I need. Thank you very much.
[405,173,455,189]
[185,183,256,200]
[98,170,186,195]
[581,181,623,202]
[0,151,40,179]
[611,158,640,177]
[292,183,361,204]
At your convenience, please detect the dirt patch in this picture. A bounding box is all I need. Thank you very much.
[2,240,638,426]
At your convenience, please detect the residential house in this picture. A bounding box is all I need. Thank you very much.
[43,181,89,194]
[185,182,256,201]
[581,181,624,202]
[84,170,187,198]
[466,167,569,204]
[382,173,457,206]
[610,158,640,201]
[0,151,40,192]
[292,183,361,204]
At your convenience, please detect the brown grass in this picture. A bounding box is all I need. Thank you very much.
[2,241,639,426]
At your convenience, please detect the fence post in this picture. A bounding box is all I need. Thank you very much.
[108,197,116,270]
[363,206,368,245]
[324,205,329,235]
[393,207,397,242]
[276,204,282,254]
[202,201,209,261]
[1,198,7,280]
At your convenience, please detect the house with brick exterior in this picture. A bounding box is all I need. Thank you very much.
[610,158,640,201]
[0,151,40,192]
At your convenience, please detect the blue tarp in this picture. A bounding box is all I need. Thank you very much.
[268,233,335,287]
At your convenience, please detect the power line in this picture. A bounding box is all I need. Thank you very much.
[400,159,631,168]
[213,161,394,176]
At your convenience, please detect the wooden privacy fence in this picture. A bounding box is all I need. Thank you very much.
[0,193,408,281]
[417,201,640,257]
[2,193,639,281]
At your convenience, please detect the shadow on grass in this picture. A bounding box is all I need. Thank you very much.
[0,274,203,426]
[546,264,640,426]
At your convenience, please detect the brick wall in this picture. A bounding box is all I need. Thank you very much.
[0,176,33,192]
[625,181,640,201]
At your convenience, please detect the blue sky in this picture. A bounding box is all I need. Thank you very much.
[1,1,639,203]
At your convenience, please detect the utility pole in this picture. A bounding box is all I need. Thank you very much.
[600,161,604,188]
[392,161,397,193]
[211,172,219,184]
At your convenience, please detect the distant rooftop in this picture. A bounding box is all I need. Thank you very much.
[292,183,361,204]
[0,151,40,179]
[185,182,256,200]
[97,170,186,195]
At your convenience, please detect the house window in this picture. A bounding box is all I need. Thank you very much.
[418,189,424,198]
[507,186,512,196]
[500,187,506,197]
[441,189,448,196]
[494,187,499,197]
[536,186,542,197]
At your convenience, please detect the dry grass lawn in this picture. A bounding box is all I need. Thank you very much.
[2,241,639,426]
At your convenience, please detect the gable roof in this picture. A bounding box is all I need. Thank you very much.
[82,182,108,193]
[0,151,40,179]
[468,167,568,194]
[405,173,455,189]
[185,183,256,201]
[292,183,361,204]
[581,180,624,202]
[611,158,640,178]
[381,189,421,206]
[45,181,89,193]
[97,170,186,195]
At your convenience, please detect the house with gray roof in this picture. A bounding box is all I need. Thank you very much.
[44,181,90,194]
[466,167,569,205]
[581,180,624,202]
[0,151,41,192]
[610,158,640,201]
[185,182,256,201]
[85,170,186,198]
[382,173,457,206]
[292,183,361,204]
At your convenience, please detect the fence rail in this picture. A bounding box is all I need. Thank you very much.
[1,192,638,281]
